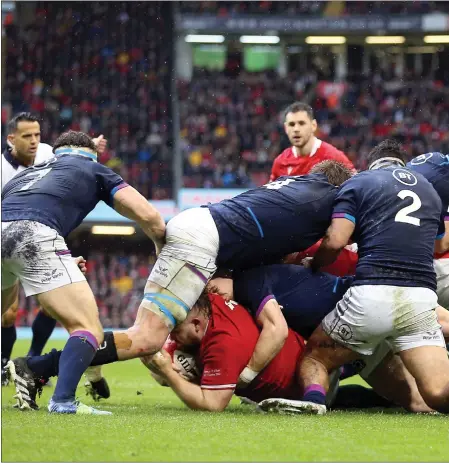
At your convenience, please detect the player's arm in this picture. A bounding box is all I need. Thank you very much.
[96,164,166,253]
[113,187,166,253]
[164,366,233,412]
[310,218,355,272]
[148,347,235,412]
[311,181,357,272]
[239,298,288,386]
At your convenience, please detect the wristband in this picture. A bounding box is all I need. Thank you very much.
[239,366,259,384]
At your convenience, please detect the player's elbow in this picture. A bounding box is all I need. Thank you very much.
[198,398,229,412]
[203,402,228,412]
[435,236,449,255]
[264,317,289,348]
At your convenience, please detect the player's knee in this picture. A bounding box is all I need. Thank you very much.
[71,317,104,347]
[128,325,165,357]
[1,304,18,327]
[87,319,104,347]
[421,384,449,413]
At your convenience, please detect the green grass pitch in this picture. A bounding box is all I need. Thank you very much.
[1,340,447,462]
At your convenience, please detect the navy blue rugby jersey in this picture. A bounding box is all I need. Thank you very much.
[208,173,337,270]
[332,167,442,290]
[2,154,127,237]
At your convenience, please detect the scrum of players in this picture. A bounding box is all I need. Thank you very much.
[2,103,448,415]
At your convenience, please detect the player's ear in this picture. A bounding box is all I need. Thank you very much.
[283,122,289,134]
[311,119,318,133]
[7,133,15,146]
[192,318,201,332]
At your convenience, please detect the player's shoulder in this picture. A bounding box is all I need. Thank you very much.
[408,152,448,168]
[275,146,294,160]
[319,140,346,157]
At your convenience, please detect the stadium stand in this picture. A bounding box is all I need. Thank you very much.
[2,1,174,199]
[3,1,449,325]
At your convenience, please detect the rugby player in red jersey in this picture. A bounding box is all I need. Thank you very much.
[270,102,355,181]
[144,291,445,413]
[145,292,306,411]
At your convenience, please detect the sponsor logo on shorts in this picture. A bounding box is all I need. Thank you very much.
[154,265,168,279]
[338,324,353,341]
[422,330,441,341]
[41,269,64,283]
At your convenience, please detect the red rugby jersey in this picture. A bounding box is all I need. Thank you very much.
[198,294,305,402]
[270,138,355,181]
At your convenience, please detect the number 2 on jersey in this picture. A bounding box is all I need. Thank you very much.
[20,168,52,191]
[395,190,421,226]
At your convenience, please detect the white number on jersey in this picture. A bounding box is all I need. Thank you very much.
[225,300,238,311]
[265,178,296,190]
[20,168,52,191]
[394,190,421,226]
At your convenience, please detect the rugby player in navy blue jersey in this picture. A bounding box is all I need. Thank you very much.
[1,113,107,389]
[3,131,165,414]
[213,265,448,412]
[407,152,449,308]
[288,140,449,415]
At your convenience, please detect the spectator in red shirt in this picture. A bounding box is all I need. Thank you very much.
[270,102,355,181]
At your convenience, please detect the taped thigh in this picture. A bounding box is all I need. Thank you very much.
[141,291,191,330]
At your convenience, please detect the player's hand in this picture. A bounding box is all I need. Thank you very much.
[74,256,87,274]
[93,135,108,154]
[147,349,174,376]
[301,256,313,268]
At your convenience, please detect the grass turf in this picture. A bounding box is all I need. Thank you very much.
[1,340,447,462]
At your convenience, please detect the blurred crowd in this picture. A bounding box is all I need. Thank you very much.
[3,1,449,193]
[180,69,449,188]
[3,1,173,200]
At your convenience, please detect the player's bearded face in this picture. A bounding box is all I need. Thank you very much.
[284,111,316,148]
[9,121,41,160]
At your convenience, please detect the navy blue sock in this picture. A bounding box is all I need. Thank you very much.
[2,325,17,365]
[28,311,57,357]
[52,331,98,402]
[27,349,62,379]
[302,384,326,405]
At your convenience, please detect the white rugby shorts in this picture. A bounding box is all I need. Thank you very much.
[323,285,445,356]
[147,207,219,311]
[1,221,85,296]
[435,258,449,309]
